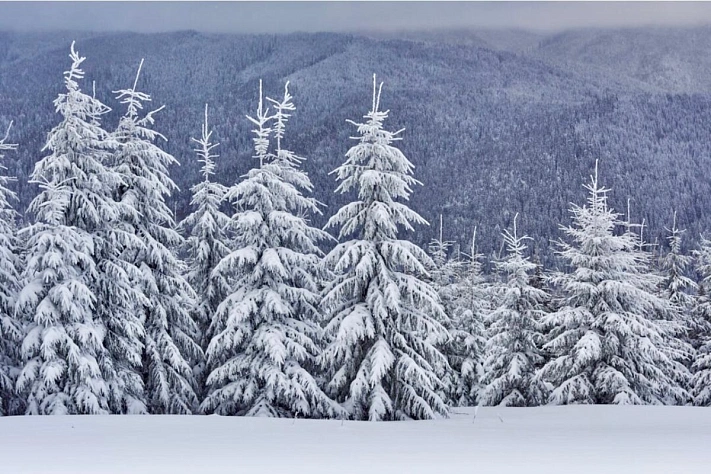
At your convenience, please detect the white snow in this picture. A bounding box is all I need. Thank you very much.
[1,406,709,473]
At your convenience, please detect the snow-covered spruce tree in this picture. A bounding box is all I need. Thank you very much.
[629,212,694,398]
[0,123,21,416]
[15,43,121,415]
[113,60,201,414]
[540,162,689,405]
[690,237,711,406]
[692,238,711,349]
[202,82,342,418]
[622,206,694,395]
[428,216,460,320]
[427,215,460,403]
[179,104,231,398]
[480,215,548,407]
[429,215,456,277]
[95,211,149,415]
[659,214,697,340]
[449,229,488,407]
[92,82,150,416]
[691,334,711,406]
[320,76,450,421]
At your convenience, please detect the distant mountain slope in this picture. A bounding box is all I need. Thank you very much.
[369,28,543,53]
[0,28,710,265]
[533,26,711,94]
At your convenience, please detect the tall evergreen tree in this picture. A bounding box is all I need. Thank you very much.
[691,335,711,406]
[429,216,457,279]
[16,43,118,414]
[113,60,201,414]
[480,215,548,406]
[622,206,694,398]
[0,123,21,416]
[540,162,689,405]
[203,82,342,418]
[690,237,711,406]
[449,228,488,407]
[95,77,150,415]
[658,214,697,340]
[320,76,450,421]
[427,215,460,403]
[179,104,231,398]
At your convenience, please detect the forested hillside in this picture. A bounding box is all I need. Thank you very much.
[1,27,711,265]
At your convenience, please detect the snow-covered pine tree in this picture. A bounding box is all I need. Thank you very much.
[659,213,698,339]
[95,212,149,414]
[15,43,119,415]
[427,215,460,403]
[92,75,150,416]
[179,104,231,399]
[0,122,21,416]
[690,237,711,406]
[691,333,711,406]
[202,82,342,418]
[621,206,694,399]
[480,214,548,407]
[540,162,689,405]
[629,211,694,400]
[429,215,456,277]
[320,75,450,421]
[113,60,201,414]
[428,216,460,320]
[449,228,488,407]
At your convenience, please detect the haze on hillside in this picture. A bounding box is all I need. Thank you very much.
[0,1,711,34]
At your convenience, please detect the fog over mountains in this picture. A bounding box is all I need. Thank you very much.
[1,26,710,266]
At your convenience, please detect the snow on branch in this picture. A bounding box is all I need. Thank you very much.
[246,79,273,167]
[64,41,86,90]
[113,58,154,120]
[0,121,17,153]
[266,81,295,153]
[191,103,220,181]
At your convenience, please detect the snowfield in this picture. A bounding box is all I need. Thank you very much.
[1,406,710,473]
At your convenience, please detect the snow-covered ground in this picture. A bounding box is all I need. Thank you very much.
[1,406,709,473]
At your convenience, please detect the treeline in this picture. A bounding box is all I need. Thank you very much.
[0,44,709,421]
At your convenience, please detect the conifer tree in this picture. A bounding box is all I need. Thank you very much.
[449,228,488,407]
[0,123,21,415]
[320,76,449,421]
[203,82,342,418]
[95,81,150,415]
[690,237,711,406]
[96,220,149,415]
[429,216,456,279]
[652,213,698,402]
[480,215,548,406]
[427,215,460,402]
[16,43,118,414]
[659,214,697,340]
[113,60,201,414]
[428,216,460,320]
[179,104,231,398]
[82,78,148,414]
[540,162,689,405]
[691,336,711,406]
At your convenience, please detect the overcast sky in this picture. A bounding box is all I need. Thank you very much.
[0,2,710,34]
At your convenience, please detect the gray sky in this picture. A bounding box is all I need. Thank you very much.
[0,1,710,34]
